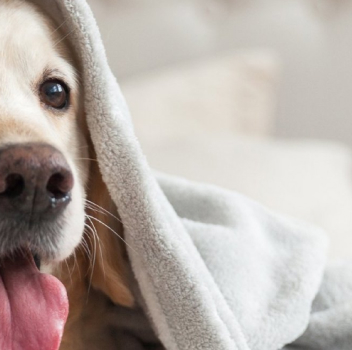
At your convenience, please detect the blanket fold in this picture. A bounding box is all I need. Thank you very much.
[30,1,352,349]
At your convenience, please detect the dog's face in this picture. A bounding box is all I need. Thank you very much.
[0,1,88,266]
[0,3,135,348]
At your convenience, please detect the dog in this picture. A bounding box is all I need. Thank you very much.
[0,1,156,349]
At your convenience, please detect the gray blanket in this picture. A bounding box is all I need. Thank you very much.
[33,0,352,349]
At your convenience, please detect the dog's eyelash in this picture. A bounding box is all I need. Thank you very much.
[41,67,68,83]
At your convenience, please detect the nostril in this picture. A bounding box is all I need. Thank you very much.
[0,144,74,217]
[0,174,25,198]
[46,172,73,200]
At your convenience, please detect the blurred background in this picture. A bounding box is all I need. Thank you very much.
[87,0,352,258]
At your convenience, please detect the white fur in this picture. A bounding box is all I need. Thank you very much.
[0,1,87,264]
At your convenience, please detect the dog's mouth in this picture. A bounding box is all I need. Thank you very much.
[0,248,68,350]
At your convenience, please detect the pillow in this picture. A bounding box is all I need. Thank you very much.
[121,51,280,138]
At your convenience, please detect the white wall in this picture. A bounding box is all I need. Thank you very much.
[88,0,352,146]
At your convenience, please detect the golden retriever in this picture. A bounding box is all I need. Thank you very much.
[0,1,148,349]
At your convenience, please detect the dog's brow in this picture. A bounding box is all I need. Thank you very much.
[42,67,68,82]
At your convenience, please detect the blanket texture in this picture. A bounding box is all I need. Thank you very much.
[32,1,352,349]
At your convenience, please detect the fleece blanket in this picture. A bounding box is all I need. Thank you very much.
[32,1,352,349]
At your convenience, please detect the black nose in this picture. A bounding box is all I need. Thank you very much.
[0,143,73,220]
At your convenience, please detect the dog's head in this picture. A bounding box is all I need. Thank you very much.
[0,2,134,348]
[0,1,89,265]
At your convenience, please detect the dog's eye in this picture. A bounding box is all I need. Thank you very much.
[40,80,69,109]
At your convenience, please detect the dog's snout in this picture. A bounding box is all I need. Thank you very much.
[0,143,73,219]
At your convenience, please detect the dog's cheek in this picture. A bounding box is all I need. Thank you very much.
[54,181,86,262]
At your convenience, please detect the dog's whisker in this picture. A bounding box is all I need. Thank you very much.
[91,226,105,282]
[80,232,93,261]
[93,230,106,282]
[72,249,82,281]
[64,258,74,286]
[53,27,76,48]
[84,204,110,220]
[84,199,133,230]
[85,216,99,296]
[84,223,98,272]
[51,18,69,35]
[86,214,137,254]
[84,219,105,278]
[83,229,96,279]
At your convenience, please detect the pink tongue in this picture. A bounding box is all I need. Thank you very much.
[0,253,68,350]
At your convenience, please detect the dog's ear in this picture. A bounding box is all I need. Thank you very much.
[85,142,134,307]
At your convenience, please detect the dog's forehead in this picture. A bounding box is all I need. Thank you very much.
[0,1,77,109]
[0,1,64,81]
[0,1,78,145]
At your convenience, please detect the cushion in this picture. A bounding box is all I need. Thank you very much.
[121,51,279,138]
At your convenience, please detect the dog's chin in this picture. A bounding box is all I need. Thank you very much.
[0,202,86,269]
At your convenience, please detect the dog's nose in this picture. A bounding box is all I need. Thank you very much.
[0,144,73,219]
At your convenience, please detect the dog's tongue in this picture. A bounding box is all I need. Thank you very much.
[0,252,68,350]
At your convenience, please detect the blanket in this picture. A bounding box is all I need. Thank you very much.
[31,1,352,349]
